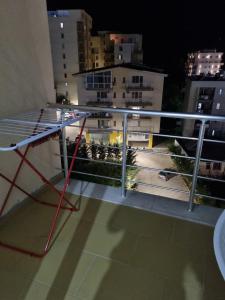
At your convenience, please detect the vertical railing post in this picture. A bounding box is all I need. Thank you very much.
[62,111,68,178]
[188,120,206,211]
[121,113,128,198]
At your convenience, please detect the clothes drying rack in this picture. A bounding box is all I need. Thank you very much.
[0,108,88,257]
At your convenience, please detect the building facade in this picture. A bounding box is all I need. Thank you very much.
[74,64,167,146]
[90,32,143,69]
[183,78,225,138]
[0,0,60,215]
[186,50,223,76]
[48,10,92,104]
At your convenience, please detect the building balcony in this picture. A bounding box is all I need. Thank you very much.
[0,181,224,299]
[125,100,153,107]
[126,84,154,92]
[86,100,113,107]
[85,84,112,91]
[88,112,113,119]
[2,104,225,298]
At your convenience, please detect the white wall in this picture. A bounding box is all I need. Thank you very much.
[0,0,61,214]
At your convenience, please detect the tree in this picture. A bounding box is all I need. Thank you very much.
[126,146,136,166]
[90,141,97,160]
[79,143,89,159]
[113,143,121,161]
[107,143,113,160]
[98,142,106,160]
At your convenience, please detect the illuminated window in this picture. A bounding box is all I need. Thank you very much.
[65,82,68,86]
[118,54,122,60]
[219,88,223,95]
[198,54,201,59]
[219,54,222,59]
[206,55,210,59]
[60,22,64,28]
[216,103,220,110]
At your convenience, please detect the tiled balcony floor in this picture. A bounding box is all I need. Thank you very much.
[0,188,224,300]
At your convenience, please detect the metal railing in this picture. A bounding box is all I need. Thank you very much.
[49,103,225,211]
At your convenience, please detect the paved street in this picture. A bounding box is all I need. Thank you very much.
[135,144,190,201]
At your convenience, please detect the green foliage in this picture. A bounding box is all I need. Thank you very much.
[64,140,137,189]
[90,141,97,160]
[126,146,136,166]
[113,143,121,160]
[98,142,106,160]
[107,143,113,160]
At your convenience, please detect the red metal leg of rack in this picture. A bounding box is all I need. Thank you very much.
[0,172,76,211]
[14,149,76,210]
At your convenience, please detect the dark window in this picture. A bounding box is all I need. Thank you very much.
[114,121,116,126]
[206,162,211,170]
[96,55,98,60]
[123,77,126,83]
[119,46,123,51]
[113,77,116,85]
[96,62,99,67]
[213,163,221,170]
[123,92,126,98]
[132,76,143,84]
[92,63,95,68]
[61,33,64,39]
[62,43,65,49]
[62,53,66,59]
[138,92,142,98]
[65,91,69,97]
[113,92,116,98]
[63,63,66,69]
[64,73,67,78]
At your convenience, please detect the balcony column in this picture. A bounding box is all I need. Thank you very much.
[188,120,206,211]
[121,113,128,198]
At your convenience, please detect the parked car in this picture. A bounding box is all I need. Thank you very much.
[158,168,176,181]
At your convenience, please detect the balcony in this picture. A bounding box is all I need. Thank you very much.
[88,112,113,119]
[1,105,225,298]
[0,182,224,299]
[86,100,113,107]
[125,100,153,107]
[126,84,154,92]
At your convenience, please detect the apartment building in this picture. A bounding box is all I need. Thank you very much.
[91,32,143,69]
[48,10,92,104]
[186,49,223,76]
[183,77,225,138]
[74,64,167,147]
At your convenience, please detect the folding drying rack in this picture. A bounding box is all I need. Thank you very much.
[0,108,88,257]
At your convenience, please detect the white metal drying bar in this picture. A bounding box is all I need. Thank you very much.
[0,108,88,151]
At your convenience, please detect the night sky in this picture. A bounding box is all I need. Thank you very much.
[46,0,225,78]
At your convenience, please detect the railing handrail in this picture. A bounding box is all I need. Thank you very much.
[48,103,225,122]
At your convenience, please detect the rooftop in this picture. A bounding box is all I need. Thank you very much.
[73,63,166,76]
[0,184,224,299]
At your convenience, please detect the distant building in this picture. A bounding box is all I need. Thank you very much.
[186,50,223,76]
[73,64,167,147]
[183,77,225,138]
[48,10,93,104]
[90,32,143,69]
